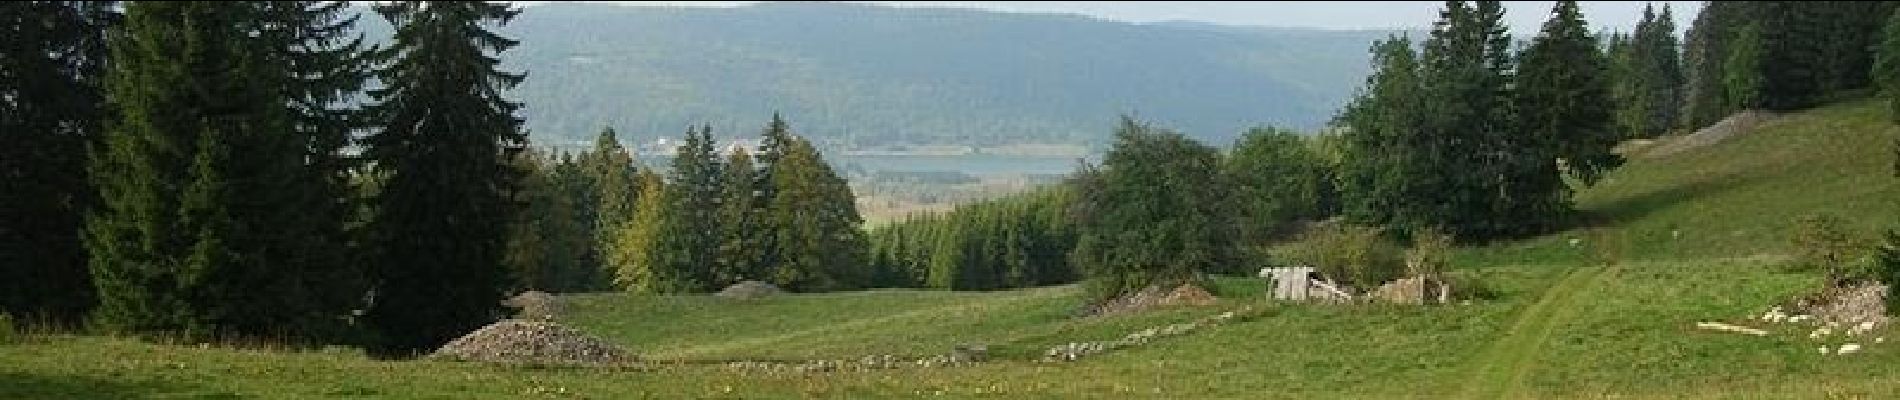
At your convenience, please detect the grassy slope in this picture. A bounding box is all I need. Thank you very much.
[5,99,1900,399]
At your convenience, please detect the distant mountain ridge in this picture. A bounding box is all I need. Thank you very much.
[359,2,1399,150]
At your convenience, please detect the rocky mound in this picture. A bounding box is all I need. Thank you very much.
[1641,110,1777,158]
[1792,282,1890,329]
[431,319,633,365]
[501,291,561,321]
[716,280,783,300]
[1077,283,1217,317]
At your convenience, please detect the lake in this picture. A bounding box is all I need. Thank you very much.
[643,153,1095,178]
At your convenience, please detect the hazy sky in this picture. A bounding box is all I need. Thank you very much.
[567,1,1703,35]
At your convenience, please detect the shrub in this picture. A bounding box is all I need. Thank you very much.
[1406,227,1453,280]
[1875,230,1900,314]
[1440,270,1499,301]
[1789,213,1870,284]
[1274,222,1404,291]
[0,313,14,344]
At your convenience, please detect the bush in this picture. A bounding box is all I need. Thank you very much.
[1440,270,1499,301]
[0,313,14,344]
[1875,230,1900,314]
[1274,222,1404,291]
[1789,213,1870,284]
[1406,227,1453,280]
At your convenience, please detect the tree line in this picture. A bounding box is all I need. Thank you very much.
[865,187,1080,291]
[864,120,1339,295]
[2,1,883,355]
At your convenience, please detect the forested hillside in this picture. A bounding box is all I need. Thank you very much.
[356,2,1396,148]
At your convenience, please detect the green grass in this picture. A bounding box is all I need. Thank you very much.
[561,285,1218,361]
[6,99,1900,398]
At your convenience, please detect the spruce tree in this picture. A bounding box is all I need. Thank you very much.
[1876,7,1900,123]
[1679,1,1736,130]
[87,1,367,342]
[654,125,723,291]
[1754,2,1824,110]
[569,127,637,291]
[361,1,527,356]
[758,122,867,291]
[1518,0,1620,188]
[713,148,764,285]
[259,0,374,342]
[1634,4,1682,136]
[1341,1,1590,240]
[1337,36,1425,233]
[1421,0,1519,238]
[0,1,116,324]
[1725,23,1766,111]
[503,150,595,292]
[545,153,603,291]
[504,152,555,291]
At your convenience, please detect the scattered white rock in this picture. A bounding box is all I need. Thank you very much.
[1838,343,1863,355]
[1696,322,1768,336]
[1810,327,1834,340]
[1820,347,1831,355]
[1878,337,1886,344]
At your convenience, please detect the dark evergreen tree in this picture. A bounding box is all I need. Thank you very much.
[758,121,868,291]
[1679,1,1741,129]
[361,1,527,356]
[1754,2,1824,111]
[868,187,1077,291]
[1518,0,1621,188]
[654,125,723,291]
[87,1,368,342]
[1422,0,1519,238]
[713,147,764,285]
[0,1,116,325]
[1337,36,1427,234]
[1608,31,1642,137]
[1725,23,1765,110]
[504,151,554,291]
[1627,4,1682,137]
[1340,1,1590,240]
[1681,2,1896,127]
[1876,7,1900,123]
[503,150,594,292]
[567,127,637,291]
[258,0,375,341]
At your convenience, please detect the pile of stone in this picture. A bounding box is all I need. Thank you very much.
[431,319,634,365]
[1044,308,1249,362]
[723,344,989,375]
[1642,110,1777,158]
[1793,282,1890,330]
[1731,284,1892,358]
[501,291,562,321]
[1076,283,1218,318]
[715,280,784,300]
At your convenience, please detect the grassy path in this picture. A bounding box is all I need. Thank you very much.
[1459,264,1613,399]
